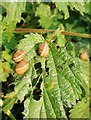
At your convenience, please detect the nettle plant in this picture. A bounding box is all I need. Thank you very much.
[1,1,90,119]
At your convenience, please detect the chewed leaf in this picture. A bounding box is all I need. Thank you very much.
[23,97,44,118]
[46,43,87,107]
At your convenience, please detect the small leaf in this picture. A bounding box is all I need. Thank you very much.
[2,50,12,62]
[54,2,69,19]
[69,100,89,118]
[4,92,16,98]
[3,97,17,112]
[36,4,51,17]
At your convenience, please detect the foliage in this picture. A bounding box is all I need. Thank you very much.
[69,99,89,118]
[1,1,90,120]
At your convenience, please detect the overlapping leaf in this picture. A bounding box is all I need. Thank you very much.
[53,2,85,19]
[1,2,26,41]
[14,33,88,118]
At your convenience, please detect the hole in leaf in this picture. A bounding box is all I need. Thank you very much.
[36,68,42,74]
[58,66,63,71]
[69,63,74,68]
[32,77,39,87]
[34,62,41,69]
[34,43,40,55]
[36,78,42,89]
[33,88,42,101]
[53,40,56,43]
[32,76,42,101]
[57,46,60,49]
[45,67,49,75]
[71,38,78,43]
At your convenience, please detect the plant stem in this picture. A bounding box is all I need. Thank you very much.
[14,28,91,38]
[14,28,54,33]
[60,30,91,39]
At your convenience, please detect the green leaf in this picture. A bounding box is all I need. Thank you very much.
[69,100,89,118]
[43,44,67,118]
[54,2,69,19]
[23,97,44,118]
[1,2,26,41]
[14,60,33,102]
[46,42,87,107]
[36,4,51,17]
[53,2,85,19]
[2,97,17,112]
[81,61,90,98]
[35,4,59,29]
[56,30,67,46]
[0,14,2,21]
[14,33,45,102]
[4,92,17,98]
[13,33,88,119]
[1,62,13,82]
[84,2,91,15]
[17,33,44,54]
[2,50,12,62]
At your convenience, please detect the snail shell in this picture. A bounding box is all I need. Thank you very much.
[38,42,49,57]
[13,50,25,62]
[80,51,88,61]
[15,60,29,75]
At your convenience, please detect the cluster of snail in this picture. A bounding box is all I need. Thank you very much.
[13,50,29,75]
[13,41,88,75]
[13,42,49,75]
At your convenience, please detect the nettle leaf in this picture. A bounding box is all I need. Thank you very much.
[14,33,44,102]
[1,62,13,82]
[53,2,85,19]
[2,97,18,112]
[13,33,88,118]
[1,2,26,41]
[35,4,59,29]
[14,62,33,102]
[23,97,44,118]
[17,33,44,54]
[36,3,51,17]
[69,100,89,118]
[45,42,87,108]
[23,83,46,118]
[43,51,66,118]
[84,2,91,15]
[53,2,69,19]
[81,61,90,98]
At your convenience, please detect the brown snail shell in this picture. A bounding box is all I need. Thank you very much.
[80,51,89,61]
[15,60,29,75]
[38,42,49,57]
[13,50,25,62]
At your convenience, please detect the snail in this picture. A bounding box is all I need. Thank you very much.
[15,60,29,75]
[13,50,25,62]
[80,51,89,61]
[38,42,49,57]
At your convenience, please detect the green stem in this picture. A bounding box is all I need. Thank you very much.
[5,110,16,120]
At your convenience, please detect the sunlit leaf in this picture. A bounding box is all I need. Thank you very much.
[69,100,89,118]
